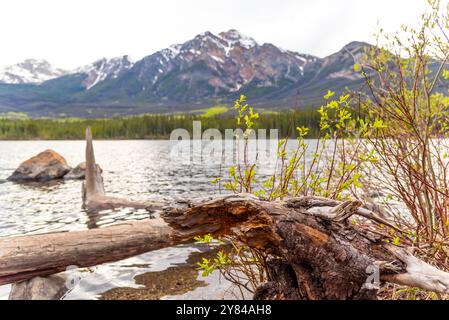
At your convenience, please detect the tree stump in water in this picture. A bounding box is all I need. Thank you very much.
[82,127,165,212]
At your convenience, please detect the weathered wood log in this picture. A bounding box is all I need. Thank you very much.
[3,194,449,299]
[83,127,165,212]
[0,218,178,286]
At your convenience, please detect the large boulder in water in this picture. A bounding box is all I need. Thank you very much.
[64,162,86,180]
[64,162,102,180]
[7,149,71,182]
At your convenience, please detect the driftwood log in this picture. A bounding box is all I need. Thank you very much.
[0,218,176,286]
[2,194,449,299]
[83,127,164,212]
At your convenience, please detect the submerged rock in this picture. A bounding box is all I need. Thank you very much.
[64,162,101,180]
[7,149,71,182]
[9,275,68,300]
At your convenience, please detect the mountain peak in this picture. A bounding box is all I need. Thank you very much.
[161,44,183,60]
[21,58,51,66]
[340,41,371,52]
[75,55,134,90]
[219,29,245,40]
[0,59,67,84]
[218,29,257,48]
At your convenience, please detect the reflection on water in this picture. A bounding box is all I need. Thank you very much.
[85,208,153,229]
[60,244,246,300]
[0,140,299,300]
[100,246,218,300]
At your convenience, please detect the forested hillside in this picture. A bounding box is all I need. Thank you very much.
[0,109,320,139]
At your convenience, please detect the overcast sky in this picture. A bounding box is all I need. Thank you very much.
[0,0,436,69]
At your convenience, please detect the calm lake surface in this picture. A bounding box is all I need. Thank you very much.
[0,140,300,300]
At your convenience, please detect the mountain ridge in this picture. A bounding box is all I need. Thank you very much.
[0,30,371,117]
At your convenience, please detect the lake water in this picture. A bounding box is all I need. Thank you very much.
[0,140,295,300]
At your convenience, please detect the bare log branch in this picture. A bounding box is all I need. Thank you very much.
[382,245,449,294]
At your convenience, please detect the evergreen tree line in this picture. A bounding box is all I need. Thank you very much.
[0,109,321,140]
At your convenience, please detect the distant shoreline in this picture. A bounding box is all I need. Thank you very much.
[0,137,170,141]
[0,138,295,141]
[0,108,321,140]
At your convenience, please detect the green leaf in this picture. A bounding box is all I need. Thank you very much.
[296,126,309,137]
[371,118,388,129]
[324,90,335,100]
[211,177,221,184]
[443,69,449,80]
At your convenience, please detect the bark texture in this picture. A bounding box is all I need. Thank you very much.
[162,194,449,299]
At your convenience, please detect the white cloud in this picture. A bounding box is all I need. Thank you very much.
[0,0,437,69]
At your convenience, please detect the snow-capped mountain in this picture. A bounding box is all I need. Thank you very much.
[113,29,319,101]
[0,59,68,84]
[74,55,134,90]
[0,29,373,117]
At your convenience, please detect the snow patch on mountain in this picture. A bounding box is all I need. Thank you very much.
[219,29,257,49]
[211,55,224,63]
[161,44,182,61]
[216,29,257,56]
